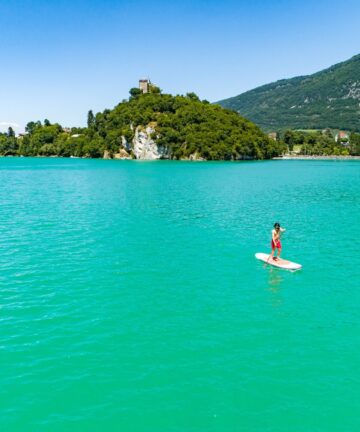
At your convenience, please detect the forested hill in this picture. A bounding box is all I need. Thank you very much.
[0,90,284,160]
[218,54,360,132]
[87,91,283,159]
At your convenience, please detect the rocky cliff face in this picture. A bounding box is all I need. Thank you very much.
[132,126,168,160]
[104,128,212,161]
[103,148,131,160]
[102,125,169,160]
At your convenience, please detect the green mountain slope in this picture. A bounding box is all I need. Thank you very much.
[218,54,360,132]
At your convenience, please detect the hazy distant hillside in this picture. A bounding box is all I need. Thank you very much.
[218,54,360,132]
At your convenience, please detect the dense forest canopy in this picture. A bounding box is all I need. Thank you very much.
[0,90,284,160]
[278,129,360,156]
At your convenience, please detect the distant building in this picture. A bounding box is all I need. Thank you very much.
[139,79,151,94]
[335,131,349,145]
[268,132,278,141]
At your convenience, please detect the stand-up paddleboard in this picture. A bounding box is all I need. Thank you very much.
[255,253,302,271]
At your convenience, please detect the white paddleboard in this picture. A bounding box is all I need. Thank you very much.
[255,253,302,271]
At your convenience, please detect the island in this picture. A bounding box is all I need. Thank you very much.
[0,82,283,161]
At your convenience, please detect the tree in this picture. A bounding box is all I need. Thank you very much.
[7,127,15,138]
[149,84,161,94]
[0,128,19,155]
[283,130,295,145]
[87,110,95,128]
[186,92,200,101]
[129,88,142,98]
[323,128,333,139]
[25,121,41,135]
[44,119,51,126]
[350,133,360,155]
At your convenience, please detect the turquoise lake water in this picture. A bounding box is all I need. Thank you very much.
[1,158,359,431]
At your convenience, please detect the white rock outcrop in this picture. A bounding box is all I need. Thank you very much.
[132,126,168,160]
[103,150,111,159]
[188,152,205,161]
[121,136,132,152]
[114,149,131,159]
[103,148,131,160]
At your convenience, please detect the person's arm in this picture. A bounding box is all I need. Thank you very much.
[280,228,286,233]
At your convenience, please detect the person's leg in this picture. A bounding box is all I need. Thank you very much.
[269,247,276,261]
[277,247,282,259]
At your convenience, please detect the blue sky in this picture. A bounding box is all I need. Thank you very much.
[1,0,359,133]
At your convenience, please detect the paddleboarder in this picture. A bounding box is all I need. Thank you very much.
[269,222,286,261]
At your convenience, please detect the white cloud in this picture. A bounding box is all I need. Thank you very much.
[0,121,23,135]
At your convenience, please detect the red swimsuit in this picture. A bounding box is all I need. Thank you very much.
[271,239,282,249]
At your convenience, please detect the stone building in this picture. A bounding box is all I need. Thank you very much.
[268,132,278,141]
[139,79,150,94]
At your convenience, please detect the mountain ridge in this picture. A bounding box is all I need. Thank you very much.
[218,54,360,132]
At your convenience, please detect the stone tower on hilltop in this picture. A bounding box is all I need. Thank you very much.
[139,79,151,94]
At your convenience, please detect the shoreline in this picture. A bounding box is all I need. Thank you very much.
[1,154,360,161]
[273,155,360,160]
